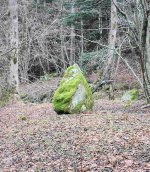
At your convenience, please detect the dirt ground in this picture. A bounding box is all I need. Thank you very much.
[0,98,150,172]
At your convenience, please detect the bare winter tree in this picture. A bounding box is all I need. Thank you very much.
[113,0,150,102]
[8,0,19,93]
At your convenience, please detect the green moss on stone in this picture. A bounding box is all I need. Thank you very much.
[52,64,93,114]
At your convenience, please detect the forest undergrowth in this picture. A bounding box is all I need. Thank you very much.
[0,97,150,172]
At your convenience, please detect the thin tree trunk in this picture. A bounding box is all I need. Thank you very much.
[70,2,75,65]
[36,0,40,13]
[81,19,84,54]
[8,0,19,93]
[60,0,66,70]
[146,14,150,84]
[44,0,46,8]
[99,7,102,34]
[93,0,117,98]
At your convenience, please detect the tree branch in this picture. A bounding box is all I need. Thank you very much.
[0,48,15,58]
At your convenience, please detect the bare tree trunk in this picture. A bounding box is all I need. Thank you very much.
[36,0,40,13]
[98,7,102,34]
[103,0,117,99]
[60,0,66,70]
[144,14,150,102]
[8,0,19,93]
[70,2,75,65]
[44,0,46,8]
[140,0,150,102]
[106,0,117,79]
[93,0,117,98]
[81,19,84,54]
[146,15,150,84]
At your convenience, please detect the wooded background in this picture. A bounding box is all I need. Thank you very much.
[0,0,150,102]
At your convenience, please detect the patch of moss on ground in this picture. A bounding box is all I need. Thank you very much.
[122,89,138,101]
[52,65,93,114]
[0,89,10,107]
[122,89,139,106]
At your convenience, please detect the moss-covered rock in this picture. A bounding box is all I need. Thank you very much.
[122,89,138,103]
[52,64,93,114]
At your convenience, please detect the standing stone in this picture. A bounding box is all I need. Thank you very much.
[52,64,93,114]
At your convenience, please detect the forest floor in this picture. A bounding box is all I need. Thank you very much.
[0,96,150,172]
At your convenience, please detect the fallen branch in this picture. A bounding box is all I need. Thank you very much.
[0,48,15,57]
[141,104,150,109]
[92,80,114,93]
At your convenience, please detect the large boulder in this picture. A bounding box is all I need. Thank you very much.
[52,64,93,114]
